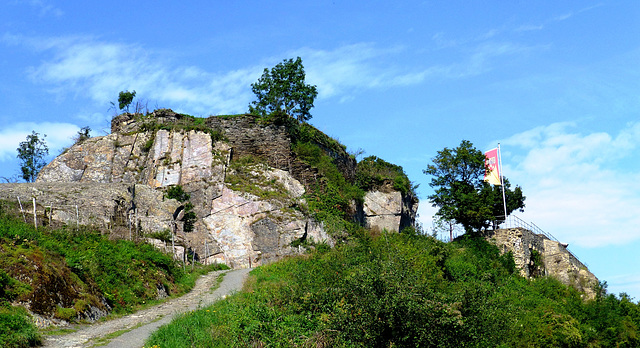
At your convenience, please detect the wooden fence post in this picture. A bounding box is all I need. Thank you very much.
[17,196,26,222]
[32,197,37,229]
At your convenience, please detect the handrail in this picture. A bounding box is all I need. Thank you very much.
[493,215,588,268]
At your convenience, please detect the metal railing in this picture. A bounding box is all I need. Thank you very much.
[496,215,560,242]
[494,215,588,268]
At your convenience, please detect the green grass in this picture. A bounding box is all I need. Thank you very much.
[0,201,228,348]
[0,305,41,348]
[147,232,640,348]
[224,156,291,201]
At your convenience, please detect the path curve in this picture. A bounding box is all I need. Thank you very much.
[43,268,251,348]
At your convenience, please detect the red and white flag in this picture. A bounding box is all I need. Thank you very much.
[484,148,501,186]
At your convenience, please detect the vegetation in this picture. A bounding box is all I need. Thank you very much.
[118,90,136,112]
[249,57,318,122]
[148,231,640,347]
[135,111,224,145]
[16,131,48,183]
[0,304,41,348]
[424,140,525,233]
[72,126,91,145]
[293,141,363,231]
[164,185,196,233]
[225,156,290,201]
[356,155,414,196]
[0,200,226,348]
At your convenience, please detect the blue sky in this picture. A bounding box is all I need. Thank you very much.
[1,1,639,300]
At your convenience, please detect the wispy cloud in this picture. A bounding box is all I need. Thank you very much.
[6,35,538,112]
[18,0,64,18]
[3,34,261,115]
[299,42,536,99]
[607,273,640,300]
[0,122,80,162]
[501,122,640,247]
[516,24,544,32]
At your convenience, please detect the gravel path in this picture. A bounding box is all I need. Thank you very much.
[43,268,251,348]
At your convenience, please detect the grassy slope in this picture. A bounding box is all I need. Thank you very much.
[148,231,640,347]
[0,202,226,348]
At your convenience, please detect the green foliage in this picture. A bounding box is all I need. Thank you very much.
[165,185,190,202]
[249,57,318,122]
[16,131,49,182]
[0,206,225,321]
[424,140,525,233]
[0,305,41,348]
[225,157,290,201]
[148,231,640,347]
[136,113,224,145]
[182,203,197,233]
[118,90,136,112]
[356,155,413,195]
[294,142,364,229]
[164,186,196,232]
[294,122,347,154]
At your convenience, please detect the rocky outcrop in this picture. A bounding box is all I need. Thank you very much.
[7,110,417,268]
[362,189,418,232]
[484,228,599,299]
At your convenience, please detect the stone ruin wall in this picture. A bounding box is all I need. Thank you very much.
[484,227,599,299]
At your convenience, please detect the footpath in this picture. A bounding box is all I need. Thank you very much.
[43,268,251,348]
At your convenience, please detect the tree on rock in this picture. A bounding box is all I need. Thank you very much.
[423,140,525,233]
[118,90,136,113]
[17,131,49,182]
[249,57,318,123]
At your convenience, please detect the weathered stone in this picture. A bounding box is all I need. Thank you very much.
[484,228,599,299]
[363,190,403,232]
[23,113,416,270]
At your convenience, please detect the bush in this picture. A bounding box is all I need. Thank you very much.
[0,306,41,348]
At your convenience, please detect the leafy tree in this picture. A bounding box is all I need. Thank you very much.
[423,140,525,233]
[118,90,136,113]
[249,57,318,123]
[16,131,49,182]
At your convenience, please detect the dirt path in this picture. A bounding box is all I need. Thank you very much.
[43,268,251,348]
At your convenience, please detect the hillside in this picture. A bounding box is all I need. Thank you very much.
[1,109,633,347]
[147,231,640,347]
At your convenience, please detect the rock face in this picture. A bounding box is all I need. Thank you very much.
[363,189,418,232]
[484,228,599,299]
[2,110,418,269]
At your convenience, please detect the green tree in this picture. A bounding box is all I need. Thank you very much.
[16,131,49,182]
[118,90,136,113]
[423,140,525,233]
[249,57,318,123]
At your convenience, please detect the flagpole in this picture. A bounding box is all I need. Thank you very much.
[498,143,508,223]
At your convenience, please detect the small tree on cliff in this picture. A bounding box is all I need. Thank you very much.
[118,90,136,113]
[17,131,49,182]
[249,57,318,123]
[423,140,525,233]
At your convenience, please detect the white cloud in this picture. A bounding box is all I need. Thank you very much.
[9,35,544,115]
[0,122,80,162]
[7,35,260,115]
[501,122,640,247]
[297,42,536,100]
